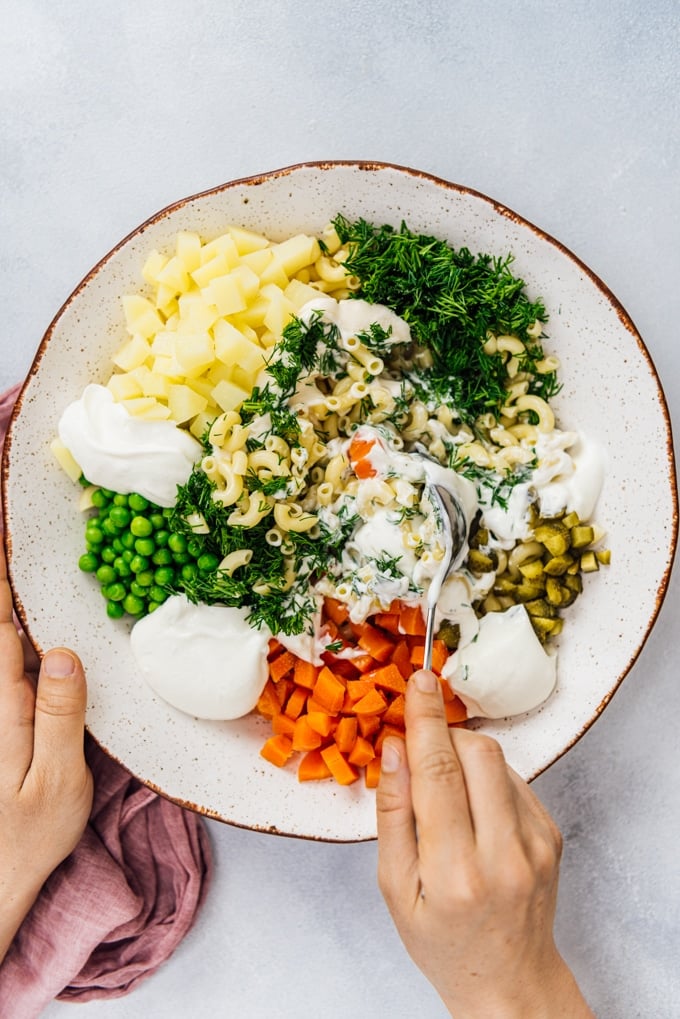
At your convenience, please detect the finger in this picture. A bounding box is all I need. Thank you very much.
[0,538,36,780]
[31,647,88,776]
[405,671,475,872]
[448,727,521,844]
[507,766,563,854]
[376,737,420,910]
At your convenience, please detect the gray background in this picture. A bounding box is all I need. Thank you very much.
[2,2,678,1017]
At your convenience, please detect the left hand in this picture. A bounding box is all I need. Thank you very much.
[0,538,93,962]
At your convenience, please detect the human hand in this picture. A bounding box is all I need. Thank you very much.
[376,669,593,1019]
[0,538,93,962]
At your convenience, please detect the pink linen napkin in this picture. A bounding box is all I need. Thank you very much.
[0,383,213,1017]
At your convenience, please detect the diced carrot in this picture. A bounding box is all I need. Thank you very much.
[352,687,388,715]
[445,696,468,724]
[335,716,358,754]
[348,434,377,462]
[399,603,426,636]
[374,723,406,755]
[312,665,346,714]
[284,686,308,720]
[324,597,349,625]
[364,662,407,695]
[267,638,285,658]
[327,657,360,681]
[292,715,323,752]
[320,744,359,785]
[411,639,449,674]
[365,756,382,789]
[269,649,297,682]
[346,678,375,702]
[357,624,394,663]
[306,710,335,737]
[256,679,281,718]
[293,658,318,690]
[391,639,412,679]
[273,676,294,706]
[383,693,405,727]
[272,713,296,737]
[298,749,332,782]
[373,612,400,635]
[260,734,294,768]
[348,735,375,767]
[357,713,382,739]
[439,676,455,702]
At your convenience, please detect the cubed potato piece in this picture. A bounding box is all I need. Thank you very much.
[107,372,144,402]
[212,378,250,413]
[177,291,219,331]
[175,231,202,273]
[269,234,320,276]
[241,248,274,275]
[122,296,164,339]
[152,354,183,379]
[167,384,208,424]
[285,277,326,311]
[142,249,169,285]
[199,232,240,267]
[205,362,233,387]
[202,273,247,316]
[258,258,289,289]
[261,284,295,335]
[228,226,271,254]
[154,285,179,318]
[174,331,215,378]
[231,365,258,393]
[128,364,171,400]
[50,437,82,482]
[121,397,171,420]
[230,264,261,303]
[150,331,176,356]
[230,295,269,329]
[112,334,152,372]
[213,319,267,375]
[189,409,218,440]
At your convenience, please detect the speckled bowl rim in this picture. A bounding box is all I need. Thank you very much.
[3,160,678,841]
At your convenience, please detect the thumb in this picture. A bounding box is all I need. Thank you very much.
[32,647,88,771]
[376,738,419,908]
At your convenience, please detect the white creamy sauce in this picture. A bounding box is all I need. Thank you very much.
[130,594,271,719]
[58,384,201,507]
[298,295,412,347]
[532,430,605,521]
[442,603,557,718]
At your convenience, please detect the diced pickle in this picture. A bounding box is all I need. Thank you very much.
[436,619,461,650]
[596,549,612,565]
[518,559,545,581]
[530,615,564,640]
[545,576,568,606]
[468,549,496,573]
[543,553,574,576]
[580,551,600,573]
[534,522,570,556]
[524,598,558,619]
[570,524,595,549]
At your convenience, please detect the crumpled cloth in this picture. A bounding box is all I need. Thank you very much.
[0,383,213,1017]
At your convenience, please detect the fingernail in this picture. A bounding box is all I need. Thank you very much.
[381,740,402,774]
[414,669,438,693]
[44,650,77,678]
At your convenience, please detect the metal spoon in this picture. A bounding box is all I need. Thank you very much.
[412,448,469,671]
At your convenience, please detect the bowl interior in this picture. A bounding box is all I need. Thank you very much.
[4,162,677,840]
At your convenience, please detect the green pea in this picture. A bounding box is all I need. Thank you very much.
[91,489,109,509]
[181,562,198,582]
[128,493,149,512]
[101,517,118,537]
[154,567,175,587]
[96,564,117,586]
[101,488,115,500]
[168,533,187,554]
[121,531,136,550]
[131,515,153,538]
[103,582,126,602]
[130,554,150,574]
[113,556,132,579]
[198,552,220,573]
[85,525,104,545]
[122,549,135,564]
[123,593,146,616]
[100,547,117,564]
[113,493,129,506]
[130,580,148,598]
[152,548,173,566]
[172,551,191,565]
[106,600,125,619]
[109,505,131,529]
[149,513,165,530]
[135,570,154,587]
[154,529,170,548]
[187,538,203,559]
[78,552,99,573]
[134,537,155,557]
[149,586,169,604]
[111,537,124,554]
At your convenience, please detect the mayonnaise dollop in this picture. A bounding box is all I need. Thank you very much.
[130,594,271,719]
[58,384,201,507]
[442,604,557,718]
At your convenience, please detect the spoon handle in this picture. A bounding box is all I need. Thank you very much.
[423,601,436,672]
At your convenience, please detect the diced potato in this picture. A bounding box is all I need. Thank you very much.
[230,264,261,303]
[230,295,269,329]
[167,384,208,424]
[228,225,271,254]
[269,234,320,276]
[199,232,240,267]
[201,273,246,317]
[174,331,215,377]
[121,397,171,419]
[285,277,325,310]
[205,362,233,387]
[190,409,218,439]
[151,354,183,379]
[50,438,82,482]
[262,284,295,335]
[241,248,274,275]
[156,256,191,294]
[177,291,218,331]
[122,296,164,339]
[213,319,267,375]
[212,378,251,413]
[112,334,152,372]
[107,372,144,402]
[258,258,289,289]
[231,365,258,392]
[154,286,178,318]
[175,231,202,273]
[128,365,171,400]
[150,331,176,356]
[142,249,169,285]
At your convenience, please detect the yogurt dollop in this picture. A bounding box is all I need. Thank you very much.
[442,603,557,718]
[58,384,201,507]
[130,594,271,719]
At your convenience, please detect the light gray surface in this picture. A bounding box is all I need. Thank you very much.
[1,2,678,1017]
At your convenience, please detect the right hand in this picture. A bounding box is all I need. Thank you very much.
[376,668,593,1018]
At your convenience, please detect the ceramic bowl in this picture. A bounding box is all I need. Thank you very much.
[3,162,677,841]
